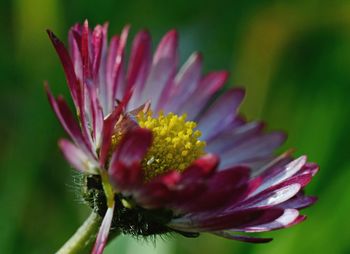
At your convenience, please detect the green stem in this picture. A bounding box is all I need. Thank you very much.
[56,212,102,254]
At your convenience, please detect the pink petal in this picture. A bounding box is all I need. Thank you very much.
[92,24,104,78]
[109,128,152,190]
[212,231,272,243]
[134,171,181,209]
[82,20,92,80]
[219,132,286,170]
[127,30,152,110]
[197,88,245,140]
[45,85,93,156]
[92,204,115,254]
[179,71,229,120]
[251,156,307,196]
[112,25,129,101]
[231,183,301,211]
[180,154,219,180]
[169,208,284,232]
[158,52,202,112]
[47,30,79,106]
[104,35,120,114]
[238,209,301,232]
[279,193,317,210]
[68,24,83,81]
[58,139,97,173]
[99,102,124,166]
[206,121,265,155]
[180,166,250,213]
[139,30,178,110]
[86,80,104,147]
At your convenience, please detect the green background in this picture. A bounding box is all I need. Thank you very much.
[0,0,349,253]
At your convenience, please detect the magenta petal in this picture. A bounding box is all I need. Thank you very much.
[99,104,124,166]
[99,86,132,166]
[231,183,301,212]
[45,85,92,155]
[86,80,104,146]
[92,204,115,254]
[181,166,250,213]
[167,154,219,210]
[279,193,317,210]
[198,88,245,140]
[109,128,152,190]
[127,29,152,109]
[113,25,130,101]
[47,30,78,105]
[68,25,83,81]
[140,30,178,109]
[159,52,202,113]
[179,71,229,120]
[180,154,219,180]
[251,156,307,196]
[58,139,97,173]
[92,24,104,78]
[170,208,284,232]
[237,209,301,232]
[104,35,120,113]
[206,121,265,155]
[212,231,273,243]
[82,20,92,80]
[219,132,286,170]
[134,171,181,209]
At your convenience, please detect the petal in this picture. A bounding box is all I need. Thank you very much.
[251,156,307,196]
[92,24,104,78]
[92,204,115,254]
[159,52,202,112]
[86,80,104,147]
[109,128,152,190]
[206,121,265,155]
[219,132,286,170]
[58,139,98,174]
[279,193,317,210]
[168,154,219,210]
[169,208,284,232]
[45,85,93,156]
[68,24,83,81]
[134,171,181,209]
[212,231,273,243]
[139,30,178,109]
[82,20,92,80]
[181,154,219,179]
[113,25,130,101]
[99,102,124,166]
[47,30,79,106]
[127,30,152,110]
[238,209,301,232]
[104,35,119,113]
[197,88,245,140]
[179,71,229,120]
[230,183,301,211]
[180,166,250,213]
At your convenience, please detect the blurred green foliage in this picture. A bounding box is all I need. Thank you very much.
[0,0,349,253]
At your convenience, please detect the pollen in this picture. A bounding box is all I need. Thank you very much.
[137,111,206,180]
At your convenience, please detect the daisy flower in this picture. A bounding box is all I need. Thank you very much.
[46,20,318,254]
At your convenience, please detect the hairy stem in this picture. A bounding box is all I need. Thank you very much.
[56,211,102,254]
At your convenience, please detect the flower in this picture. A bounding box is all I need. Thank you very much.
[46,20,318,254]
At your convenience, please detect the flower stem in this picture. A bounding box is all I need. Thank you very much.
[56,211,102,254]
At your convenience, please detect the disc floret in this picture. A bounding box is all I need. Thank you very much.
[137,111,206,180]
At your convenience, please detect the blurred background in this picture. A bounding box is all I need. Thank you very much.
[0,0,349,253]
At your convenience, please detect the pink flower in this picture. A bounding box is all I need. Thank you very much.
[46,20,318,254]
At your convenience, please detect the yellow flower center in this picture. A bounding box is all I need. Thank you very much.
[137,111,206,180]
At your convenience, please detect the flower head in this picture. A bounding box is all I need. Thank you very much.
[46,20,318,254]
